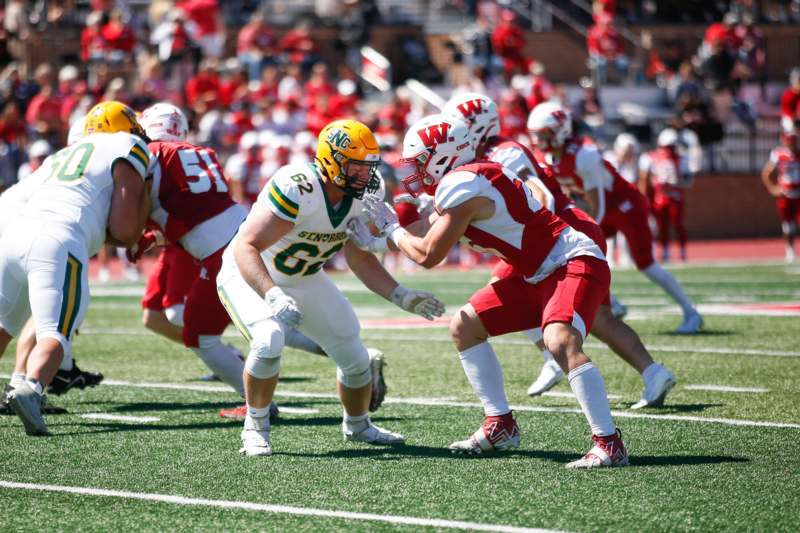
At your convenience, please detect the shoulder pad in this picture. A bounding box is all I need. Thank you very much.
[263,164,320,221]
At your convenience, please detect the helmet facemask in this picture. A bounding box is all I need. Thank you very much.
[329,149,381,200]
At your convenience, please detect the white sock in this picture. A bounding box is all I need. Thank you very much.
[568,362,615,437]
[59,351,74,371]
[25,379,44,396]
[641,362,660,381]
[458,342,510,416]
[247,404,271,418]
[192,335,245,396]
[343,412,370,432]
[540,349,555,364]
[284,328,322,355]
[10,373,26,388]
[642,262,695,316]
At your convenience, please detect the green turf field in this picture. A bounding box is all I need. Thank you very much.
[1,262,799,532]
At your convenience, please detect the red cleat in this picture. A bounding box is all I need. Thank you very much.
[449,412,520,454]
[219,403,279,421]
[566,429,629,469]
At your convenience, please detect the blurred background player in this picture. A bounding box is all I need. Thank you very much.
[761,120,800,263]
[443,92,675,408]
[225,130,264,208]
[0,101,150,435]
[639,128,695,262]
[527,102,703,334]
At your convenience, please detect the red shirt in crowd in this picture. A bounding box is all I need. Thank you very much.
[102,20,135,53]
[587,23,624,58]
[780,88,800,122]
[185,72,221,109]
[81,25,107,62]
[26,91,62,130]
[177,0,220,37]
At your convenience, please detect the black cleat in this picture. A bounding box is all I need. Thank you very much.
[0,384,13,415]
[47,361,104,396]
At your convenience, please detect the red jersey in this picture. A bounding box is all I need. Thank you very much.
[641,147,688,204]
[148,141,247,260]
[535,136,641,222]
[435,161,602,282]
[769,147,800,199]
[484,136,571,213]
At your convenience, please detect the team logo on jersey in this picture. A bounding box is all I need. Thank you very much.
[417,123,451,147]
[327,128,352,150]
[456,99,484,121]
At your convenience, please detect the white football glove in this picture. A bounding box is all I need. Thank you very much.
[394,193,435,216]
[363,195,408,246]
[390,285,446,321]
[264,286,302,329]
[346,217,389,253]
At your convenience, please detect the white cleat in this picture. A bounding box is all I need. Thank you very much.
[8,383,50,436]
[527,359,564,396]
[675,310,703,334]
[631,364,676,409]
[786,247,796,264]
[343,420,405,445]
[367,348,387,412]
[239,415,272,456]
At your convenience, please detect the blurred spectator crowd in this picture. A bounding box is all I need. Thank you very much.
[0,0,796,198]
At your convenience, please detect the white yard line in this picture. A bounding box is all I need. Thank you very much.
[0,481,561,533]
[80,413,161,423]
[542,391,622,401]
[684,385,770,393]
[276,407,320,415]
[75,328,800,358]
[96,379,800,430]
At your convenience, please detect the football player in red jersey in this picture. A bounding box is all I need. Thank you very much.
[133,102,250,398]
[761,122,800,263]
[351,114,629,468]
[442,93,675,408]
[639,128,694,262]
[527,102,703,334]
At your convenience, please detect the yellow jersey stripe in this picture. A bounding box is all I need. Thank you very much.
[268,185,299,217]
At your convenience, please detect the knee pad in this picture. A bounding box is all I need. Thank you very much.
[245,319,284,379]
[328,337,371,388]
[164,304,185,327]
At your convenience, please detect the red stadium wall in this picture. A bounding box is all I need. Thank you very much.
[685,174,781,239]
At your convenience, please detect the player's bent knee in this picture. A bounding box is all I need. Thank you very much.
[449,305,487,351]
[328,337,371,388]
[245,320,284,379]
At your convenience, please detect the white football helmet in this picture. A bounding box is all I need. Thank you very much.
[527,102,572,151]
[657,128,679,147]
[140,102,189,142]
[400,113,474,197]
[442,92,500,152]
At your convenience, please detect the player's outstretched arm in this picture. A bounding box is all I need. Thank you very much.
[233,207,295,298]
[109,160,150,246]
[395,200,483,268]
[344,240,445,321]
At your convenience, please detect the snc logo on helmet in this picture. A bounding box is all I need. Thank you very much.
[327,128,352,150]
